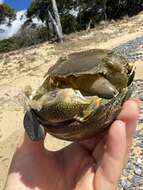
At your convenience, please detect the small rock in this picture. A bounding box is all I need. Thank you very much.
[139,144,143,148]
[121,180,131,189]
[127,163,134,171]
[122,169,129,177]
[137,158,142,165]
[134,168,142,176]
[127,188,136,190]
[132,175,143,186]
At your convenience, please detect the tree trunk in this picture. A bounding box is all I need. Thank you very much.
[103,0,107,20]
[51,0,64,43]
[48,10,61,41]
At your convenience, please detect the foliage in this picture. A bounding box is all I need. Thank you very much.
[106,0,143,18]
[15,25,50,47]
[27,0,143,35]
[0,26,49,53]
[127,0,143,16]
[61,14,77,34]
[0,38,19,53]
[0,3,16,25]
[27,0,50,25]
[0,0,143,53]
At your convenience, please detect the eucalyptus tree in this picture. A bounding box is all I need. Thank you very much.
[27,0,64,42]
[0,3,16,25]
[27,0,143,38]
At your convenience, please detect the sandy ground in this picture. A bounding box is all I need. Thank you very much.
[0,12,143,189]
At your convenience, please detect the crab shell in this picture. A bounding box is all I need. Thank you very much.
[24,49,135,141]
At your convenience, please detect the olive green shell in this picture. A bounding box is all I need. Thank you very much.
[26,49,135,141]
[47,49,128,76]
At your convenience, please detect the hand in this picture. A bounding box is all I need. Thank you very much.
[5,100,139,190]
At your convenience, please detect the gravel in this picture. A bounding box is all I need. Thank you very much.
[113,36,143,62]
[114,36,143,190]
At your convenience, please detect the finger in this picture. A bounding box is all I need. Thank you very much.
[117,100,140,163]
[78,131,107,152]
[95,100,139,189]
[16,132,45,154]
[92,136,106,165]
[117,100,139,144]
[78,99,139,153]
[94,120,127,189]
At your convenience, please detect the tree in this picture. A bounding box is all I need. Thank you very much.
[127,0,143,16]
[103,0,107,20]
[51,0,63,42]
[27,0,143,38]
[27,0,64,42]
[0,3,16,25]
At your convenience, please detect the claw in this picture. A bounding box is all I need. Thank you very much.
[23,111,45,141]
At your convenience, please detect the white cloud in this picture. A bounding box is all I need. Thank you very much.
[0,10,44,40]
[0,0,4,4]
[0,10,27,40]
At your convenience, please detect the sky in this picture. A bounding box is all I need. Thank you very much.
[5,0,32,11]
[0,0,37,40]
[0,10,27,39]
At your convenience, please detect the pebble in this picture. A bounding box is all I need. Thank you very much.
[121,180,130,189]
[113,36,143,62]
[134,168,142,176]
[118,184,123,190]
[122,169,129,177]
[133,80,143,123]
[127,188,136,190]
[127,162,135,170]
[132,175,143,186]
[139,144,143,148]
[136,163,143,171]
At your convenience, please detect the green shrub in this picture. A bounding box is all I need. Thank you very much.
[0,26,50,53]
[0,38,19,53]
